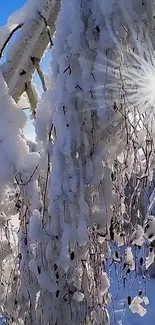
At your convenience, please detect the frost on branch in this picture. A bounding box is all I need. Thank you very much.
[72,291,85,302]
[0,71,38,322]
[28,209,42,242]
[99,272,110,297]
[144,216,155,241]
[29,0,155,324]
[29,259,58,293]
[0,71,43,322]
[129,295,149,317]
[125,247,135,271]
[145,248,154,269]
[0,72,27,199]
[32,0,119,323]
[130,225,145,246]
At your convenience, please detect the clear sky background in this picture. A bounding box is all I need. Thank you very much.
[0,0,26,25]
[1,0,52,142]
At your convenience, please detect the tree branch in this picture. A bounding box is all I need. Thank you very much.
[38,11,53,48]
[0,23,24,59]
[1,0,60,103]
[25,80,40,117]
[31,56,47,92]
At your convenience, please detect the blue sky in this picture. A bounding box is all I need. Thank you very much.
[0,0,26,26]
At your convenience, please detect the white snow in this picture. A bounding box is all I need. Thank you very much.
[100,272,110,297]
[29,259,58,293]
[28,209,42,242]
[72,291,85,302]
[129,296,147,317]
[125,247,135,271]
[130,225,145,246]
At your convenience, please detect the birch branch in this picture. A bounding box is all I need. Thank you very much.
[1,0,60,103]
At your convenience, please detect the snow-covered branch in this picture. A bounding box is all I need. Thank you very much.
[1,0,155,324]
[1,0,60,103]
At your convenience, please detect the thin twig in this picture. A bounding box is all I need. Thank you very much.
[31,56,47,92]
[0,23,24,59]
[37,11,53,48]
[21,107,30,111]
[42,125,53,225]
[15,165,39,186]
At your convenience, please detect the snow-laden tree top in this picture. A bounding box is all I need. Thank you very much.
[0,0,155,324]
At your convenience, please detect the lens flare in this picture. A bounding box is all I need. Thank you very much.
[93,5,155,119]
